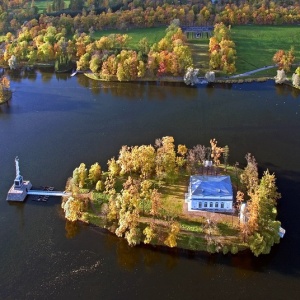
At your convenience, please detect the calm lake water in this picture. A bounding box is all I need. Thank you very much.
[0,69,300,299]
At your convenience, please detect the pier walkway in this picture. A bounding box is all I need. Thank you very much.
[27,190,71,197]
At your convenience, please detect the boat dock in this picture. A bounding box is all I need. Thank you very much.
[6,157,71,202]
[27,190,70,196]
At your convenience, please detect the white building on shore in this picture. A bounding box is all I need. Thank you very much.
[185,175,234,212]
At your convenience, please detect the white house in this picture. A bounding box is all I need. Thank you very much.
[185,175,233,212]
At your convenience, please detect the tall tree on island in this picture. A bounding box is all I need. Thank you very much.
[240,154,281,256]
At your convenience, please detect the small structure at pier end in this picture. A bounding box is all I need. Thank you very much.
[6,157,32,201]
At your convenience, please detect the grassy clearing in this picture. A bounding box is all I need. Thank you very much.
[93,27,167,50]
[231,25,300,73]
[188,25,300,75]
[187,38,210,75]
[180,220,204,233]
[35,1,70,13]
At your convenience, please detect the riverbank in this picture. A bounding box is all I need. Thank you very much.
[84,71,274,85]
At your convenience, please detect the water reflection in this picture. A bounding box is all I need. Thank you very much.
[65,220,81,239]
[274,83,300,98]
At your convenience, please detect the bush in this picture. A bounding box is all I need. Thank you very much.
[231,244,239,254]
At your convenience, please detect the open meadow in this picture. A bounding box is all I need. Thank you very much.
[188,25,300,76]
[231,25,300,74]
[93,27,167,50]
[35,0,70,13]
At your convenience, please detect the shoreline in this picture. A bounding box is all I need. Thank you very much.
[84,71,273,85]
[2,64,296,87]
[73,208,246,255]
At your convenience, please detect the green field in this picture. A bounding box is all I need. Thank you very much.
[93,27,167,50]
[187,38,210,75]
[231,25,300,74]
[191,25,300,75]
[35,0,70,13]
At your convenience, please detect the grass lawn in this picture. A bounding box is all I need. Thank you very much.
[35,0,70,13]
[188,25,300,76]
[231,25,300,74]
[187,38,210,75]
[93,27,167,50]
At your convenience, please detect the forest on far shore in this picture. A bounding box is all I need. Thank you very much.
[1,0,300,36]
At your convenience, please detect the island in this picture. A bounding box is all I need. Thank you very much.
[62,136,283,257]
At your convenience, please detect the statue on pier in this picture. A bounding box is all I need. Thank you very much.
[14,156,23,188]
[15,156,20,178]
[6,156,32,201]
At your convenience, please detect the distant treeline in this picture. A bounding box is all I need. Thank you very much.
[1,1,300,35]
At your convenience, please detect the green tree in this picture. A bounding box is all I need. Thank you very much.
[69,0,84,10]
[52,0,65,11]
[223,145,229,169]
[240,153,259,196]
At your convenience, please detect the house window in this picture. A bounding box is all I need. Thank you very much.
[210,202,213,208]
[198,202,202,209]
[215,202,219,208]
[221,202,224,209]
[204,202,207,208]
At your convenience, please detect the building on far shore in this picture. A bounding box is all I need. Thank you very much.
[185,175,234,212]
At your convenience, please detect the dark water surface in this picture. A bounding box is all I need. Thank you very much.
[0,70,300,299]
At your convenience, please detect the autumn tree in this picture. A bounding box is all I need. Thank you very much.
[247,170,281,256]
[114,177,141,246]
[176,144,188,168]
[209,23,236,74]
[107,157,120,177]
[88,162,102,184]
[155,136,177,180]
[240,153,259,197]
[0,76,11,102]
[210,138,224,166]
[138,145,156,179]
[164,221,180,248]
[273,47,295,72]
[240,154,281,256]
[186,144,206,173]
[143,223,156,244]
[61,197,83,222]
